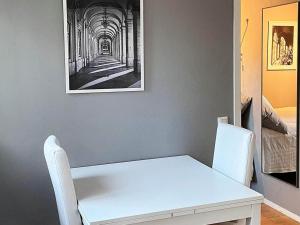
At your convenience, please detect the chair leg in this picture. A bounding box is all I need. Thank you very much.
[246,204,261,225]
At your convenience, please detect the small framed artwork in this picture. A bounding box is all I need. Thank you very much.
[267,21,298,71]
[63,0,144,94]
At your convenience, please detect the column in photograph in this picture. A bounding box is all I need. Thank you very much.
[113,36,116,58]
[82,21,85,67]
[127,7,135,67]
[122,24,127,65]
[133,8,139,73]
[99,38,102,55]
[117,34,119,59]
[119,29,123,62]
[86,24,90,64]
[136,9,141,73]
[92,36,94,59]
[113,34,116,59]
[88,34,91,60]
[110,38,113,56]
[75,15,83,71]
[73,11,78,72]
[77,26,83,71]
[115,35,118,58]
[98,38,101,56]
[101,35,103,53]
[67,11,76,75]
[83,22,88,66]
[90,33,93,59]
[96,38,99,57]
[111,38,113,56]
[118,31,121,61]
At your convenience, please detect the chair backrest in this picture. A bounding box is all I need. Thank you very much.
[44,136,82,225]
[212,123,255,187]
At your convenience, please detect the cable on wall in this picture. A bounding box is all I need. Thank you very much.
[241,18,249,72]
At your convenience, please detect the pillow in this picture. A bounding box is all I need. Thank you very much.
[241,94,252,114]
[262,96,288,134]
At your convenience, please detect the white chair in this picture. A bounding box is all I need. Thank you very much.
[213,123,255,187]
[212,123,255,225]
[44,136,82,225]
[212,123,254,225]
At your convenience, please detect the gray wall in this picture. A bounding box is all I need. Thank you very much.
[0,0,233,224]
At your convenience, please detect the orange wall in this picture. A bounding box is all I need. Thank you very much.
[262,3,298,108]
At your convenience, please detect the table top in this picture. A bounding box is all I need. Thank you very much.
[71,156,263,225]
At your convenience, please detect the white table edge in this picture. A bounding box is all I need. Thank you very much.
[79,196,264,225]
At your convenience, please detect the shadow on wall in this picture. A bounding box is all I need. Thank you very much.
[0,142,59,225]
[242,103,258,184]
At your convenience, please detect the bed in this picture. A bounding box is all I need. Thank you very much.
[262,107,297,174]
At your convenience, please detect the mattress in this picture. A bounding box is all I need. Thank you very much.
[262,107,297,174]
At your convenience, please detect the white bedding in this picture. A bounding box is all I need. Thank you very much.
[262,107,297,174]
[275,107,296,136]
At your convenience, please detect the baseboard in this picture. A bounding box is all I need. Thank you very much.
[264,199,300,222]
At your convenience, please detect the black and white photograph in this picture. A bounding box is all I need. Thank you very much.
[64,0,144,93]
[268,21,298,70]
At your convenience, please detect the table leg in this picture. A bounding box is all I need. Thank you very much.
[246,204,261,225]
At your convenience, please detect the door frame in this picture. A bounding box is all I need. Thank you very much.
[233,0,241,126]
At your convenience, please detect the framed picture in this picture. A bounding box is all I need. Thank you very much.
[267,21,298,71]
[63,0,144,94]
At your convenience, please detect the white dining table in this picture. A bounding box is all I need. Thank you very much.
[71,155,264,225]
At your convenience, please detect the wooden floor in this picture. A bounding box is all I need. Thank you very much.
[262,204,300,225]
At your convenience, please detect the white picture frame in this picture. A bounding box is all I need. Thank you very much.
[63,0,144,94]
[267,21,298,71]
